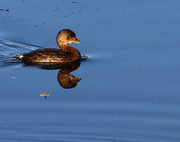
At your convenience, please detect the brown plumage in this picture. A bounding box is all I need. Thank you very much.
[16,29,81,65]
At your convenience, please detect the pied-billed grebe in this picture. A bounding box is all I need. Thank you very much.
[16,29,81,64]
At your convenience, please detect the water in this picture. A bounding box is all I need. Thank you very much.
[0,0,180,141]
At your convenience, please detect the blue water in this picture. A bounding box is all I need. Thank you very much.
[0,0,180,141]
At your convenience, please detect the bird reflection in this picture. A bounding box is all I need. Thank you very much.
[38,60,81,89]
[58,64,81,89]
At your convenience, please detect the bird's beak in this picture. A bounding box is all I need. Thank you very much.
[72,37,80,43]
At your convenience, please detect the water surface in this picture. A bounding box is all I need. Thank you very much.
[0,0,180,141]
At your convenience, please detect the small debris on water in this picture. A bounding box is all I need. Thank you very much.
[40,92,51,100]
[154,43,160,46]
[69,1,77,3]
[0,9,9,12]
[81,55,88,58]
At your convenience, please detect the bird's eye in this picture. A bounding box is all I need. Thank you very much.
[67,36,71,39]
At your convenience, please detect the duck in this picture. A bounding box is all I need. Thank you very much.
[16,29,81,65]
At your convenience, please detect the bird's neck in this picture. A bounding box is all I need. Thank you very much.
[58,43,72,51]
[58,43,81,60]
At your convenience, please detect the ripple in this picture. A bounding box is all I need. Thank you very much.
[0,38,43,67]
[1,130,129,142]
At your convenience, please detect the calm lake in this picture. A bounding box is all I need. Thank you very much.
[0,0,180,141]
